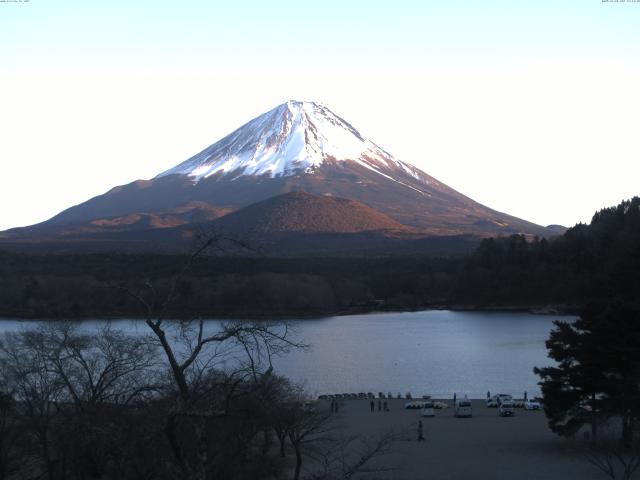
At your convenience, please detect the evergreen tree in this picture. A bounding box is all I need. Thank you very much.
[535,302,640,445]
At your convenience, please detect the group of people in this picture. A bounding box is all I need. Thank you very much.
[369,399,389,412]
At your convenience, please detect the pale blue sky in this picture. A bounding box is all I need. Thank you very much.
[1,0,639,229]
[4,1,639,72]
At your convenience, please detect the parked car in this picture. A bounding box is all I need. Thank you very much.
[493,394,513,406]
[421,401,435,417]
[524,399,542,410]
[455,398,473,418]
[498,401,515,417]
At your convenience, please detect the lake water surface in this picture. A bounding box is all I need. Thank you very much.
[0,310,569,399]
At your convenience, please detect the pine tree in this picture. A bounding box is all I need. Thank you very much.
[535,302,640,445]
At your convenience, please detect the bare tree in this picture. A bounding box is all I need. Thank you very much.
[120,238,303,403]
[308,429,403,480]
[0,331,66,480]
[0,386,23,480]
[119,237,306,480]
[266,377,302,458]
[287,409,335,480]
[0,323,162,480]
[263,382,402,480]
[26,322,159,408]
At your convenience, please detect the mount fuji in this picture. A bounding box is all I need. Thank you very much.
[1,101,562,253]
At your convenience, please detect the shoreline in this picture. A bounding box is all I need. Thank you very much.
[0,304,580,322]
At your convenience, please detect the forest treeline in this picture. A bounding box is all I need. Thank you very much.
[1,197,638,319]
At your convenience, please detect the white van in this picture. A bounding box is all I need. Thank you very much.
[455,398,472,417]
[420,401,435,417]
[498,401,515,417]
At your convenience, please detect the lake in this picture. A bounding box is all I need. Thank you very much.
[0,310,569,399]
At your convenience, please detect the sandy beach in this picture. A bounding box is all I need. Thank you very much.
[314,398,604,480]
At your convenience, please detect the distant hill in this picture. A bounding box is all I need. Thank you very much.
[201,191,480,257]
[210,191,411,235]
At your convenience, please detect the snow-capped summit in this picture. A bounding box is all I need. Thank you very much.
[156,100,426,184]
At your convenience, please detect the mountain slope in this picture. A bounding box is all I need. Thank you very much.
[2,100,562,247]
[1,200,230,240]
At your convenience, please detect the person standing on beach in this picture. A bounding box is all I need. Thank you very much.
[370,400,374,412]
[383,400,388,411]
[378,399,381,411]
[487,391,490,400]
[417,420,424,441]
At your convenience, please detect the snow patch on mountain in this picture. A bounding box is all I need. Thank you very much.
[156,101,428,187]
